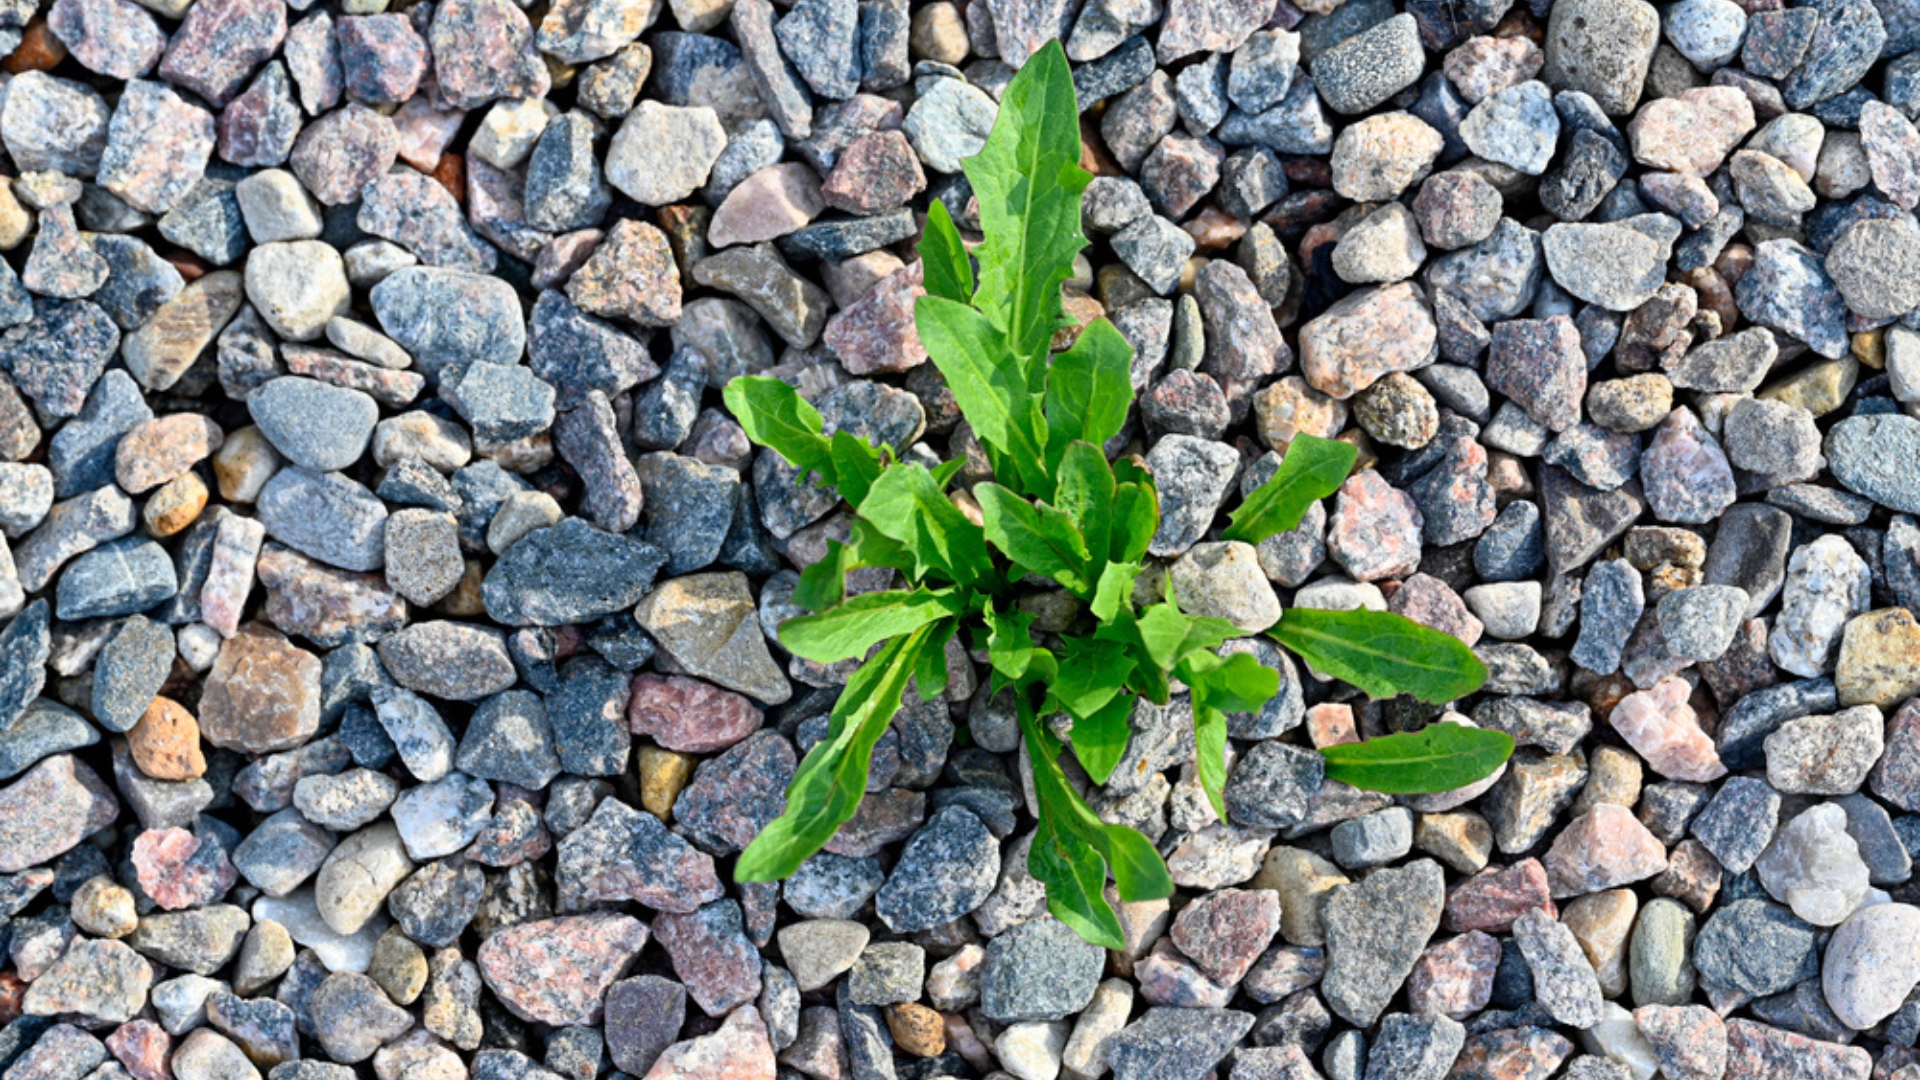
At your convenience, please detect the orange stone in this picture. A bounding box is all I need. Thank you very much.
[886,1004,946,1057]
[430,154,464,204]
[128,697,206,781]
[144,472,208,538]
[3,19,67,73]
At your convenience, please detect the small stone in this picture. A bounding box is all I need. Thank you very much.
[1754,803,1872,926]
[1321,858,1445,1026]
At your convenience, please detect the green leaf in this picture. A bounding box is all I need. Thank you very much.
[1319,723,1516,794]
[790,521,910,613]
[1222,435,1358,544]
[919,198,975,304]
[985,602,1040,683]
[830,430,885,508]
[1019,698,1174,949]
[975,482,1091,591]
[1044,319,1134,470]
[1270,607,1488,704]
[1192,705,1228,820]
[722,376,837,484]
[965,39,1091,369]
[1109,481,1158,563]
[737,625,933,881]
[914,618,958,701]
[860,462,995,587]
[1049,637,1135,720]
[1089,559,1139,623]
[1179,650,1281,716]
[1029,817,1124,948]
[915,295,1050,493]
[1066,691,1132,785]
[778,589,965,664]
[1053,441,1115,567]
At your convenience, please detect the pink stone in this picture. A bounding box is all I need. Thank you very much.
[107,1020,170,1080]
[429,0,550,109]
[1543,805,1670,898]
[157,0,288,106]
[1389,573,1485,647]
[533,229,604,290]
[219,62,301,168]
[1862,100,1920,212]
[568,219,682,327]
[1635,1004,1729,1080]
[1628,86,1757,177]
[1169,888,1280,986]
[0,755,118,873]
[1608,676,1727,782]
[114,414,224,495]
[255,546,409,649]
[477,914,649,1025]
[391,95,467,174]
[283,12,341,115]
[48,0,165,80]
[822,265,927,375]
[642,1006,776,1080]
[821,130,926,214]
[130,827,238,910]
[466,157,554,264]
[1134,938,1233,1007]
[1444,859,1556,933]
[1299,281,1438,400]
[201,515,266,639]
[1306,703,1359,748]
[336,14,429,106]
[1723,1019,1869,1080]
[653,902,763,1018]
[290,102,400,206]
[1442,35,1543,104]
[1325,469,1424,582]
[709,163,825,249]
[627,673,765,753]
[99,81,217,216]
[1406,930,1499,1019]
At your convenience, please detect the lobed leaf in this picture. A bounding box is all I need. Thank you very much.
[1269,607,1488,704]
[860,462,995,588]
[1319,724,1516,794]
[1222,435,1358,544]
[964,40,1091,369]
[722,376,837,484]
[737,626,934,881]
[976,482,1091,592]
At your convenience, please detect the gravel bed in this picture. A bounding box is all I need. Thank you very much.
[0,0,1916,1079]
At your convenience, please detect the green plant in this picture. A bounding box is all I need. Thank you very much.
[724,41,1508,946]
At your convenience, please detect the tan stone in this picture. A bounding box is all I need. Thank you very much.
[1252,846,1349,946]
[144,471,208,538]
[1836,608,1920,708]
[637,745,695,822]
[886,1003,946,1057]
[198,625,322,754]
[1561,889,1637,997]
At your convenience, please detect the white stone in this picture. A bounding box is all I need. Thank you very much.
[244,240,350,342]
[1823,902,1920,1029]
[1768,535,1870,677]
[313,822,414,936]
[371,686,455,783]
[234,169,324,243]
[996,1020,1069,1080]
[342,240,418,287]
[1755,802,1873,926]
[605,102,728,206]
[150,973,223,1034]
[1170,541,1282,632]
[487,490,566,554]
[251,888,390,973]
[177,622,222,671]
[389,772,495,860]
[1062,979,1133,1078]
[1580,1002,1659,1080]
[471,97,559,170]
[1331,202,1427,284]
[1747,113,1824,182]
[1663,0,1748,70]
[1463,581,1543,640]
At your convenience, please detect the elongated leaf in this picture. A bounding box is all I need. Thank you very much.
[830,430,884,508]
[1110,481,1158,563]
[861,462,995,587]
[976,482,1090,590]
[1270,607,1487,703]
[1222,435,1358,544]
[737,626,932,880]
[914,618,958,701]
[1192,705,1228,820]
[1044,319,1134,469]
[722,376,837,483]
[1090,559,1139,623]
[1319,724,1516,794]
[1067,691,1132,784]
[965,40,1091,368]
[919,198,975,304]
[779,589,965,664]
[915,295,1050,492]
[1053,441,1115,567]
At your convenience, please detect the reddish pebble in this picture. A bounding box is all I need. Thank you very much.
[1445,858,1556,933]
[1543,804,1670,898]
[477,914,648,1025]
[627,673,764,753]
[1406,930,1500,1019]
[131,826,237,910]
[107,1020,170,1080]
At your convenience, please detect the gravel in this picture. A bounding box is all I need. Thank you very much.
[0,0,1912,1078]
